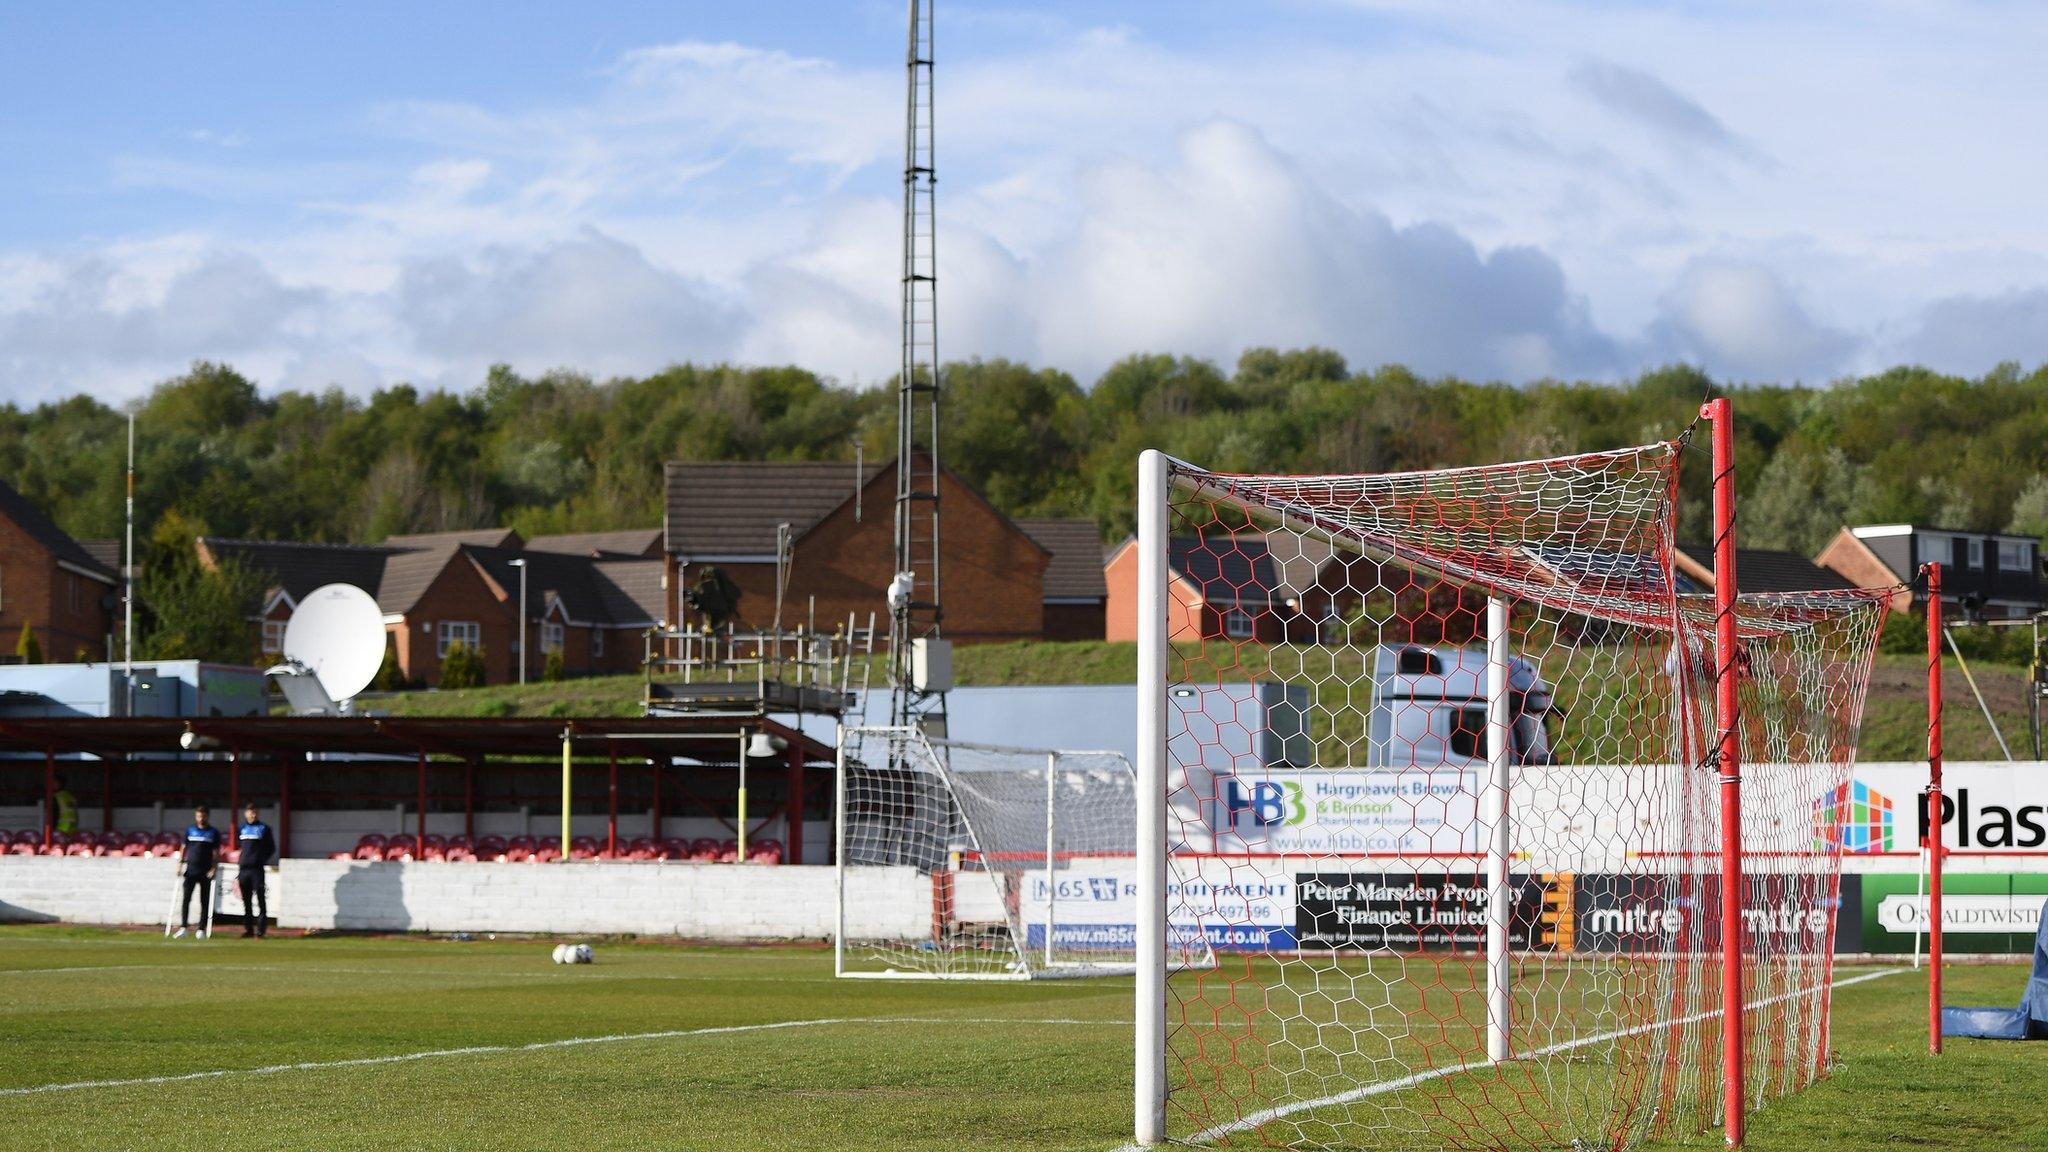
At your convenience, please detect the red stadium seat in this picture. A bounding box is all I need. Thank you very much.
[658,838,691,861]
[715,838,739,864]
[532,836,561,864]
[687,837,720,862]
[625,837,658,862]
[747,839,784,866]
[568,836,600,861]
[219,846,240,865]
[149,832,181,858]
[117,832,148,856]
[6,841,32,856]
[505,835,536,863]
[7,830,34,848]
[93,832,124,855]
[381,835,416,862]
[475,835,508,862]
[421,834,448,862]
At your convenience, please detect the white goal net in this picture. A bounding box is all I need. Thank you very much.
[836,726,1217,980]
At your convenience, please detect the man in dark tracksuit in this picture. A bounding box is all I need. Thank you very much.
[174,806,220,939]
[236,804,277,938]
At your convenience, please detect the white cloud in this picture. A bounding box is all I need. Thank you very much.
[1648,261,1858,383]
[13,7,2048,400]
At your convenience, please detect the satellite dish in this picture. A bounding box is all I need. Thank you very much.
[282,583,386,704]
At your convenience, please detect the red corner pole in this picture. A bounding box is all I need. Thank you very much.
[1926,562,1944,1054]
[1703,396,1745,1146]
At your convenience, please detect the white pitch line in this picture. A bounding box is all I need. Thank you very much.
[0,1016,1114,1098]
[1115,966,1907,1151]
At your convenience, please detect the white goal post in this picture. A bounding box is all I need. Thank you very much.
[834,725,1217,980]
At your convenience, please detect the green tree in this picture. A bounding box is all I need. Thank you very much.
[439,641,485,690]
[15,623,41,665]
[542,649,566,683]
[135,508,266,663]
[2006,475,2048,541]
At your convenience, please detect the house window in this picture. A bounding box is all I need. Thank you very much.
[541,621,565,654]
[261,619,287,655]
[1968,538,1985,570]
[437,620,480,657]
[1223,607,1254,639]
[1998,540,2028,572]
[591,629,604,658]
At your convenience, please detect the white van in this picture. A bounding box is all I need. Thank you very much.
[1362,644,1557,768]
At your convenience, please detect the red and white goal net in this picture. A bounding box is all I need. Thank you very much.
[1133,431,1889,1150]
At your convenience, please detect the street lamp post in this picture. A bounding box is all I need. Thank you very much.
[509,558,528,686]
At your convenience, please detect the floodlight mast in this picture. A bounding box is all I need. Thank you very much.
[889,0,946,736]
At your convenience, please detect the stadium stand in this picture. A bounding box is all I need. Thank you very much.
[7,827,786,865]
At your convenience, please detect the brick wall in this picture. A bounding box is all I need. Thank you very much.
[397,558,515,685]
[680,468,1049,643]
[0,519,112,661]
[1104,541,1207,643]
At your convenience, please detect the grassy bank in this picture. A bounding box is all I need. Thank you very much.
[365,642,2033,762]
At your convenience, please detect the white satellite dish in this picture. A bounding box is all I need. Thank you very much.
[278,583,386,706]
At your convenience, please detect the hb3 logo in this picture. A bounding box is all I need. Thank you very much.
[1225,780,1306,827]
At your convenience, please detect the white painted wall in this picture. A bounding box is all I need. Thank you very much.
[0,856,928,940]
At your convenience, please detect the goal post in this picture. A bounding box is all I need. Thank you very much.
[835,723,1217,980]
[1133,417,1891,1151]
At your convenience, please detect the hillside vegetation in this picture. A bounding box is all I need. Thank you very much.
[10,356,2048,556]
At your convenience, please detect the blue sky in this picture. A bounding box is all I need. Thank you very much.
[3,1,2046,401]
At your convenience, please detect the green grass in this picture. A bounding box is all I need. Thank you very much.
[364,642,2032,765]
[0,926,2041,1150]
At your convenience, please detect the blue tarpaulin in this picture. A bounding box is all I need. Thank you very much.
[1940,896,2048,1040]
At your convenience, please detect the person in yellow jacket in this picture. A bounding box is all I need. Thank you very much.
[52,775,77,836]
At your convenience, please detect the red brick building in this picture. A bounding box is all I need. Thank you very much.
[0,482,118,661]
[663,459,1102,643]
[199,531,662,685]
[1104,534,1315,644]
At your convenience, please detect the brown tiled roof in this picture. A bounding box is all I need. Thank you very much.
[1017,518,1108,601]
[526,528,663,559]
[593,559,665,625]
[1676,545,1853,593]
[665,461,881,558]
[79,539,123,574]
[200,538,394,609]
[385,528,523,551]
[0,483,116,582]
[375,544,465,616]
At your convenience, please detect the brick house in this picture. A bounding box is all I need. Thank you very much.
[0,482,118,661]
[662,459,1095,643]
[1816,525,2044,616]
[1104,534,1315,644]
[199,532,663,685]
[1018,519,1108,641]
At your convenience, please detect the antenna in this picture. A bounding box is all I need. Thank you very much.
[123,411,134,716]
[268,583,385,714]
[889,0,950,735]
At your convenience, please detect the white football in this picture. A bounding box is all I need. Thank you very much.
[574,943,594,964]
[550,944,569,964]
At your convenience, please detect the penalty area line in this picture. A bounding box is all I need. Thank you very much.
[1114,966,1908,1151]
[0,1016,1113,1098]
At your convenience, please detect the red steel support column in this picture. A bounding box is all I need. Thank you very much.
[1704,396,1745,1146]
[41,750,54,851]
[606,744,619,858]
[280,755,295,858]
[465,758,477,840]
[416,751,428,854]
[786,742,806,865]
[650,757,663,844]
[1926,562,1945,1054]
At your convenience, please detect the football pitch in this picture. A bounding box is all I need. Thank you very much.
[0,927,2039,1151]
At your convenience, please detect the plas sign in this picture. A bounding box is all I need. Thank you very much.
[1212,770,1480,855]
